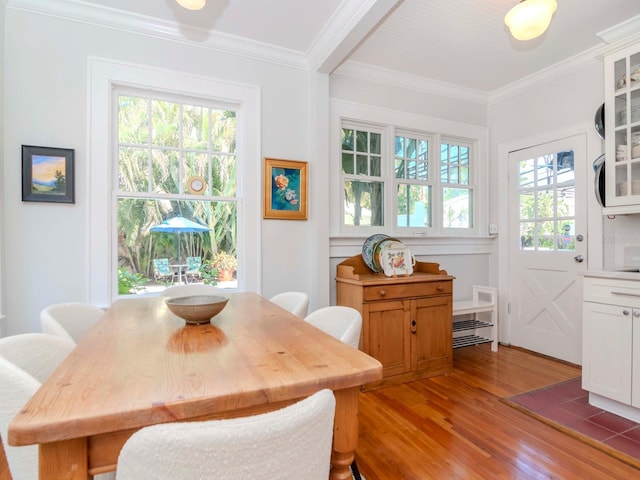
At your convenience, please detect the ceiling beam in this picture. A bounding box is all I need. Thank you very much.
[306,0,402,74]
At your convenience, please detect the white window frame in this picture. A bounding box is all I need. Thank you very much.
[88,58,261,306]
[340,120,387,230]
[439,135,476,234]
[392,128,435,234]
[331,99,485,238]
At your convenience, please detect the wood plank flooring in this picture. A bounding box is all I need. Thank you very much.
[355,344,640,479]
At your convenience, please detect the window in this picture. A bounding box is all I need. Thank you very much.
[115,88,239,294]
[341,124,384,226]
[395,132,432,228]
[89,59,260,306]
[339,120,477,235]
[441,139,473,229]
[518,150,576,251]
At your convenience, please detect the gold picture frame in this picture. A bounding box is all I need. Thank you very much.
[263,158,308,220]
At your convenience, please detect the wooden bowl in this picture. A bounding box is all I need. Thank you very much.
[166,295,229,324]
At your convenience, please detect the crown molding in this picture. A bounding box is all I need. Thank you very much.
[7,0,308,70]
[334,45,604,107]
[333,60,489,105]
[488,44,603,104]
[597,15,640,46]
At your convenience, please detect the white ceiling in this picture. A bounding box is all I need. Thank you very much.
[25,0,640,94]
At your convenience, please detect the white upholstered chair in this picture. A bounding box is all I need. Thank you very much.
[0,333,74,383]
[304,306,362,349]
[40,302,105,345]
[303,306,364,479]
[161,284,223,298]
[116,389,336,480]
[0,353,115,480]
[269,291,309,318]
[0,357,39,480]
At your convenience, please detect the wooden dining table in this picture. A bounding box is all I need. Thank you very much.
[8,293,382,480]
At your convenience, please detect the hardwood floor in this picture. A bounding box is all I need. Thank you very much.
[355,344,640,479]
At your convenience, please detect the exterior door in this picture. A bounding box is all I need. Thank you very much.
[508,134,587,364]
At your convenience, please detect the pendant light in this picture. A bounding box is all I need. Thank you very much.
[176,0,206,10]
[504,0,557,41]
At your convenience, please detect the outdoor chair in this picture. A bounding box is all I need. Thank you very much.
[185,256,202,283]
[153,258,175,283]
[116,389,335,480]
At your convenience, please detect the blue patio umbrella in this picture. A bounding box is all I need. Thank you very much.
[150,216,211,281]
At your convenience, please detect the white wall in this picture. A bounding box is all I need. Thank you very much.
[328,72,496,303]
[0,2,6,336]
[489,61,606,343]
[2,8,326,334]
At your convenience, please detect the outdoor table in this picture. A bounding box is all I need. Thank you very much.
[8,293,382,479]
[170,263,188,283]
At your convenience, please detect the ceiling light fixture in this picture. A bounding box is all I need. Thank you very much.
[176,0,206,11]
[504,0,557,41]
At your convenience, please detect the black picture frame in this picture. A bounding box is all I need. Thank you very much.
[22,145,75,204]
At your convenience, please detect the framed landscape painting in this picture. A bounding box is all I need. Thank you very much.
[22,145,75,204]
[263,158,308,220]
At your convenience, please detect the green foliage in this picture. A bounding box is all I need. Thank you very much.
[54,170,66,193]
[198,264,219,286]
[212,251,237,272]
[118,268,149,295]
[115,93,238,286]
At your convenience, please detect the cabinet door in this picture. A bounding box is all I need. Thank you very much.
[604,45,640,210]
[365,299,411,378]
[633,311,640,409]
[583,302,632,404]
[412,295,452,373]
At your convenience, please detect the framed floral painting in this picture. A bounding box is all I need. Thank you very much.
[263,158,308,220]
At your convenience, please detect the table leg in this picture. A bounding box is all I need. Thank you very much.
[330,386,360,480]
[39,439,87,480]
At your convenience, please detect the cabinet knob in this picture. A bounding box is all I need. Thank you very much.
[437,285,443,291]
[623,309,630,316]
[634,311,640,318]
[379,290,386,297]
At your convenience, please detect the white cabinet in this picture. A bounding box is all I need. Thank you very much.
[604,41,640,212]
[582,276,640,408]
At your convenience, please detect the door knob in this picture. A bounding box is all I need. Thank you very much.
[574,255,584,263]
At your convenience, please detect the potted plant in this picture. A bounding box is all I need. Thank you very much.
[211,251,237,282]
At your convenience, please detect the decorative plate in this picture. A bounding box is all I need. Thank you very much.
[362,234,389,272]
[372,238,403,273]
[379,244,415,277]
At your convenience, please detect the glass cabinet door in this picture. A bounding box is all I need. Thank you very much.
[609,49,640,207]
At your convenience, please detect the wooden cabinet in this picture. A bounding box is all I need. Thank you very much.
[336,255,453,390]
[603,41,640,213]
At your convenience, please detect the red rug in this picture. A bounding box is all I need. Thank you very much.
[505,377,640,468]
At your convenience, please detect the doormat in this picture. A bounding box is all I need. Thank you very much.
[502,377,640,470]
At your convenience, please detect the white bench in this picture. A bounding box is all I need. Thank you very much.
[452,285,498,352]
